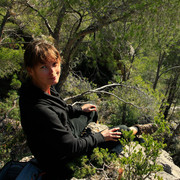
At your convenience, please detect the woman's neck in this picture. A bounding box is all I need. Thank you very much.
[47,88,51,95]
[31,79,51,94]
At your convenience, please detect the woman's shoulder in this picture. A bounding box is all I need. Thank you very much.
[19,80,42,96]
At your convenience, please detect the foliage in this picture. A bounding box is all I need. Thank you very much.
[0,124,27,168]
[0,90,20,120]
[0,87,25,168]
[96,78,166,128]
[0,74,21,119]
[90,147,117,168]
[119,130,165,180]
[68,147,119,179]
[68,115,168,179]
[0,47,24,78]
[154,113,171,136]
[0,0,180,177]
[68,155,96,178]
[1,0,179,90]
[62,72,99,104]
[10,74,22,90]
[118,112,170,179]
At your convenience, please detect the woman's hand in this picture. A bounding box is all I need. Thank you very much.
[81,104,97,112]
[101,128,121,142]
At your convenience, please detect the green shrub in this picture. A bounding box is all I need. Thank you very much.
[119,130,165,180]
[10,74,21,90]
[0,89,28,167]
[0,90,20,121]
[68,147,118,179]
[0,47,23,78]
[68,155,96,178]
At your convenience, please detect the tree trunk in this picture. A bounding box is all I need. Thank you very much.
[53,3,66,48]
[153,51,166,90]
[122,103,127,124]
[0,9,11,42]
[165,123,180,150]
[163,73,179,119]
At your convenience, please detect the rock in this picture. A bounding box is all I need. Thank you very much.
[0,118,21,133]
[19,155,34,162]
[81,122,108,137]
[156,150,180,180]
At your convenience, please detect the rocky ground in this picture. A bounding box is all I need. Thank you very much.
[0,120,180,179]
[81,122,180,180]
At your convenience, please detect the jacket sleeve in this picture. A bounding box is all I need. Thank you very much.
[30,105,105,161]
[66,104,83,118]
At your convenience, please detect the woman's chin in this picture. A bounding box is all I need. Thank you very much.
[52,80,59,85]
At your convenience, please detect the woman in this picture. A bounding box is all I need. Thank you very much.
[19,40,156,179]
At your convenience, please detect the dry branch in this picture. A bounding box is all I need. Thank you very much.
[64,83,150,110]
[0,97,19,123]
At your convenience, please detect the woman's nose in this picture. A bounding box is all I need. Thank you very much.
[49,67,55,74]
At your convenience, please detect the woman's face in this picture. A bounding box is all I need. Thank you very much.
[28,59,61,92]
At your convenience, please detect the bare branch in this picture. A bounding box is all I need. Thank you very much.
[68,4,84,37]
[25,1,53,36]
[0,97,19,123]
[53,3,66,42]
[64,83,148,109]
[0,41,29,45]
[64,83,149,102]
[143,171,153,180]
[0,9,11,41]
[63,4,135,57]
[159,66,180,78]
[97,90,143,109]
[0,13,4,17]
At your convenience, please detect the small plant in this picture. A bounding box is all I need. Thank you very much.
[0,89,28,167]
[119,130,165,180]
[68,113,168,180]
[68,155,96,178]
[68,147,119,179]
[10,74,22,90]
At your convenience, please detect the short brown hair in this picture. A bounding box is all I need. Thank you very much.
[24,40,61,68]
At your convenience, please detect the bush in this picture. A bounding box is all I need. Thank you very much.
[119,130,165,180]
[0,89,29,168]
[68,147,119,179]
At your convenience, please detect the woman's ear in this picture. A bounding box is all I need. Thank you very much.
[27,67,33,76]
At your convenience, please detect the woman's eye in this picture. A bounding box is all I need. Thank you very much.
[41,66,47,69]
[53,62,57,66]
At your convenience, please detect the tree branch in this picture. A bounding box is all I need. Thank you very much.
[166,122,180,149]
[64,83,149,101]
[53,3,66,43]
[64,83,149,110]
[0,97,19,123]
[25,1,53,36]
[68,4,84,37]
[97,90,143,109]
[63,4,136,57]
[159,66,180,78]
[0,9,11,41]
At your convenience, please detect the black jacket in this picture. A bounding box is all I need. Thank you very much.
[19,81,104,171]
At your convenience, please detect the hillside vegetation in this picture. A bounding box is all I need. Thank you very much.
[0,0,179,179]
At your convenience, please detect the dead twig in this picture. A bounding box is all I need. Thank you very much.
[0,97,19,123]
[64,83,148,110]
